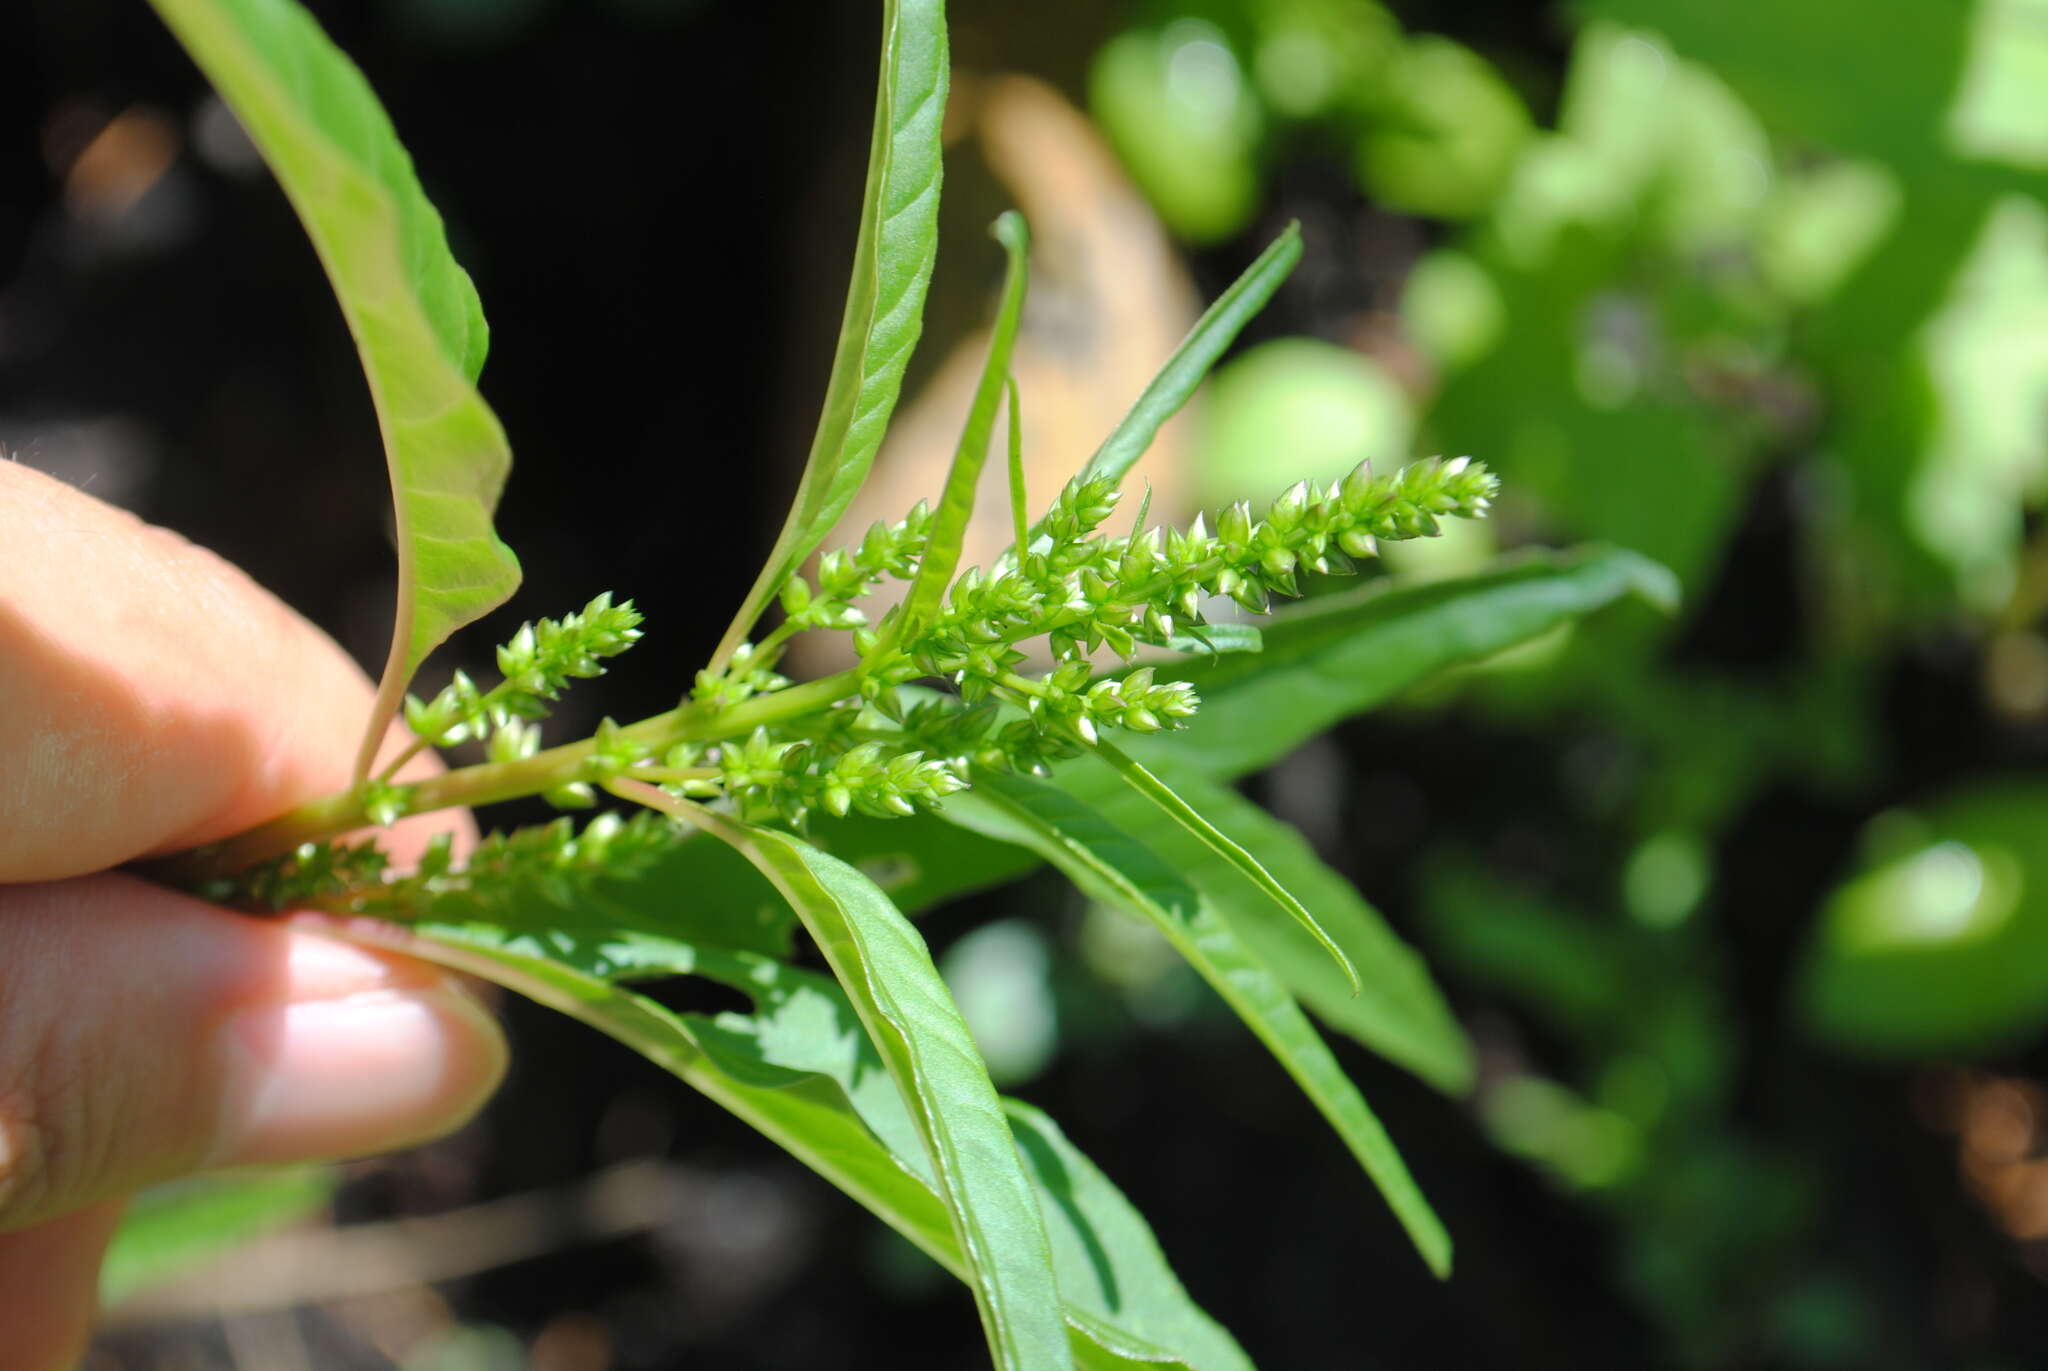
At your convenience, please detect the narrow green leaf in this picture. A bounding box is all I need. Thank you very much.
[1163,623,1263,656]
[672,805,1071,1371]
[891,213,1033,646]
[695,962,1246,1371]
[824,760,1469,1093]
[949,772,1452,1277]
[820,810,1044,911]
[713,0,948,669]
[331,916,1231,1370]
[330,917,962,1272]
[1068,753,1472,1093]
[1087,737,1360,995]
[147,0,523,779]
[1080,225,1303,486]
[1137,545,1679,779]
[1006,1102,1253,1371]
[101,1167,335,1307]
[1006,375,1031,556]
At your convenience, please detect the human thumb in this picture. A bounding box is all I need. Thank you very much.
[0,871,505,1365]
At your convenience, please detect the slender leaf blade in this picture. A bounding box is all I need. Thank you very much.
[949,772,1452,1277]
[327,915,1230,1370]
[714,0,948,667]
[894,212,1033,642]
[697,961,1247,1371]
[148,0,523,777]
[1067,753,1472,1093]
[1006,375,1031,555]
[1081,225,1302,486]
[681,810,1071,1371]
[1137,545,1679,779]
[1006,1102,1253,1371]
[1164,623,1263,656]
[326,916,961,1265]
[1088,737,1360,994]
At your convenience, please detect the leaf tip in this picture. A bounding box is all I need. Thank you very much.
[992,208,1030,255]
[1615,548,1682,616]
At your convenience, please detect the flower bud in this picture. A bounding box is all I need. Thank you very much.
[1218,501,1254,550]
[1338,527,1379,559]
[1268,480,1310,532]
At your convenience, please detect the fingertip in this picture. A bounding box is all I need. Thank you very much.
[208,934,508,1169]
[0,881,508,1229]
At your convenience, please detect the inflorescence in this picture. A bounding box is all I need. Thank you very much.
[236,457,1496,908]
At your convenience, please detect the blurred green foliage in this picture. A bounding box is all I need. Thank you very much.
[1804,786,2048,1057]
[101,1167,335,1308]
[1092,0,2048,1363]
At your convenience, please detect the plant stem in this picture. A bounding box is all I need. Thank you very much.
[160,668,867,881]
[373,735,429,784]
[603,775,701,826]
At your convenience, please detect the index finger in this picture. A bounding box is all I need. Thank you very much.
[0,462,420,882]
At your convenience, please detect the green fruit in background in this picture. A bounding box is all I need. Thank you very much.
[1354,37,1532,220]
[1800,783,2048,1057]
[1193,337,1411,508]
[1091,21,1264,244]
[1247,0,1402,122]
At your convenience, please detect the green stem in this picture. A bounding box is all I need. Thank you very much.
[628,765,721,786]
[604,775,702,825]
[373,735,429,785]
[752,615,806,664]
[158,668,867,882]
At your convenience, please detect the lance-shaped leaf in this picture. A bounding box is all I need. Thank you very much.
[148,0,523,779]
[659,798,1071,1371]
[692,961,1249,1371]
[1005,1102,1252,1371]
[323,918,967,1284]
[321,911,1242,1370]
[713,0,948,669]
[1064,752,1472,1093]
[889,212,1033,648]
[1080,224,1302,487]
[1087,736,1359,995]
[1006,375,1031,555]
[947,771,1452,1277]
[1134,545,1679,780]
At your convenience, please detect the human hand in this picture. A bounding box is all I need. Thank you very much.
[0,462,508,1369]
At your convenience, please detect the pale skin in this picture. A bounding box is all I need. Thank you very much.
[0,461,508,1369]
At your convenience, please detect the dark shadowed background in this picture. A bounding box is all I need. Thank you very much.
[9,1,2048,1368]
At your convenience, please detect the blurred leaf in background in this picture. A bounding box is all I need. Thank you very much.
[1084,0,2048,1364]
